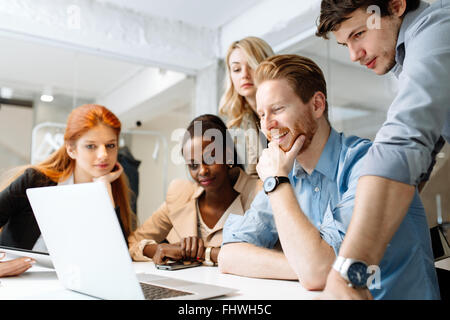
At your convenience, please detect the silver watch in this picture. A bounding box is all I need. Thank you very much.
[333,256,369,288]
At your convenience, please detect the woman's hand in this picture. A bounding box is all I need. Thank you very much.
[93,162,123,184]
[181,236,205,262]
[0,253,35,277]
[92,162,123,207]
[150,237,205,265]
[152,243,183,265]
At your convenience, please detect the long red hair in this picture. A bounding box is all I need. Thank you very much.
[1,104,134,237]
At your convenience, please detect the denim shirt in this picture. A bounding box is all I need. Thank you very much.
[360,0,450,185]
[222,129,440,300]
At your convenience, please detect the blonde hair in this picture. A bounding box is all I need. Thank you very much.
[219,36,274,128]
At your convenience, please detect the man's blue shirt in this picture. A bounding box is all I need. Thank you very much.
[223,128,440,300]
[360,0,450,185]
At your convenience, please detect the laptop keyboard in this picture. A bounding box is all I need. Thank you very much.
[140,282,193,300]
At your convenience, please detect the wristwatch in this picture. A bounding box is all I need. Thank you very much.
[263,176,290,194]
[332,256,369,288]
[203,247,215,266]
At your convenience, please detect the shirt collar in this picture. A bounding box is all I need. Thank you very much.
[292,128,341,181]
[396,1,430,64]
[293,159,307,179]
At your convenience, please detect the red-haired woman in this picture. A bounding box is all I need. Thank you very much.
[0,104,134,277]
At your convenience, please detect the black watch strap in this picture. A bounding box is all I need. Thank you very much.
[275,176,290,185]
[263,176,290,194]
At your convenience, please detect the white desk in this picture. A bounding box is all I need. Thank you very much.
[0,262,319,300]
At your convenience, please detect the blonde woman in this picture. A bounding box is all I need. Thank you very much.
[219,36,274,176]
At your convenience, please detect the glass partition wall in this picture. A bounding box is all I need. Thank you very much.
[0,35,193,232]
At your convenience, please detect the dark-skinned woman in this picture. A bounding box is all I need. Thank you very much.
[128,114,261,265]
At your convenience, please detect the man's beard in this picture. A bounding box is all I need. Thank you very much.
[380,21,401,75]
[268,110,318,153]
[380,53,397,75]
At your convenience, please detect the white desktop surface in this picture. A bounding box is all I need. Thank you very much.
[0,261,319,300]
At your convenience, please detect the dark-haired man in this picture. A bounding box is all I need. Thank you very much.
[316,0,449,299]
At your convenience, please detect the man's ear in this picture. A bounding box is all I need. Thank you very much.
[389,0,407,17]
[311,91,327,119]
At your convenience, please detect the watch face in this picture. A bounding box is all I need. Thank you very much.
[263,177,277,193]
[347,262,369,288]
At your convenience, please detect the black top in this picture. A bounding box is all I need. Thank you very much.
[0,168,57,250]
[0,168,128,250]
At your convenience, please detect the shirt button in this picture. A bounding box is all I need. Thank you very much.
[314,187,320,192]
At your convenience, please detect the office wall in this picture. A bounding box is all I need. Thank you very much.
[129,104,193,226]
[0,105,33,175]
[34,99,75,126]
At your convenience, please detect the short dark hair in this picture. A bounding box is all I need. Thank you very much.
[316,0,421,39]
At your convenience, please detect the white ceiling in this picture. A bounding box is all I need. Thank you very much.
[0,2,362,104]
[0,0,267,104]
[98,0,262,29]
[0,35,144,101]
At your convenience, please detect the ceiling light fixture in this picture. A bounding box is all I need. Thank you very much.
[40,87,54,102]
[1,87,13,99]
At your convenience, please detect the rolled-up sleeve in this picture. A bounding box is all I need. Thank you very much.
[323,140,369,255]
[360,14,450,186]
[322,197,353,256]
[222,191,279,249]
[319,214,344,256]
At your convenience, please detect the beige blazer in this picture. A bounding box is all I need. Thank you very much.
[128,168,262,261]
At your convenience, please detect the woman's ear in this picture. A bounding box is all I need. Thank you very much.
[65,143,76,160]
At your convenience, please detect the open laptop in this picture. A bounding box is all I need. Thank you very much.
[26,182,236,300]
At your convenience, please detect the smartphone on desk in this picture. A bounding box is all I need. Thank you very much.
[155,260,202,271]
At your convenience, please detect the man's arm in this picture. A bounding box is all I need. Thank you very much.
[267,183,335,290]
[319,176,414,299]
[218,242,297,280]
[339,176,415,265]
[256,138,335,290]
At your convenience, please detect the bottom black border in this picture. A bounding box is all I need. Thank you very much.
[0,300,447,318]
